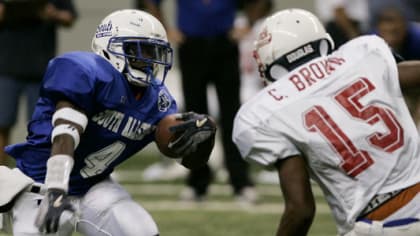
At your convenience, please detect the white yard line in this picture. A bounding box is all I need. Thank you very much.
[116,170,331,214]
[122,183,325,197]
[139,200,332,214]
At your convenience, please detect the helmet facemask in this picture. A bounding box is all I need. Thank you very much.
[107,36,173,87]
[91,10,173,87]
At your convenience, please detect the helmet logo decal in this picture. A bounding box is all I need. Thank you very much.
[96,21,113,38]
[129,17,143,28]
[255,27,272,49]
[286,44,314,63]
[157,90,171,112]
[151,33,163,38]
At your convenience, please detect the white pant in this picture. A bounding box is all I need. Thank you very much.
[10,178,159,236]
[344,194,420,236]
[344,220,420,236]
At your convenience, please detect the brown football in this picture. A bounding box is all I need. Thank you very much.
[155,114,182,158]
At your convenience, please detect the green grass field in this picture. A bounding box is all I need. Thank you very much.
[1,149,338,236]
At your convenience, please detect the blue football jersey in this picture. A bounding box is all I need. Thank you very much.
[5,51,178,195]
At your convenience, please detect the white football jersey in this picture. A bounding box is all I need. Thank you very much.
[233,35,420,235]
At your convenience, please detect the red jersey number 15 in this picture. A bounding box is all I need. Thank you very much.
[303,77,404,177]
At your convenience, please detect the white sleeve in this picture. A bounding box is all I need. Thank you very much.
[368,36,398,71]
[345,35,399,92]
[366,35,400,94]
[233,117,300,167]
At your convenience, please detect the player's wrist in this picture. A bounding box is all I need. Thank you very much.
[45,154,74,192]
[47,188,66,194]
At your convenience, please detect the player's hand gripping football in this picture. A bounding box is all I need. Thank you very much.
[35,188,74,233]
[168,112,216,157]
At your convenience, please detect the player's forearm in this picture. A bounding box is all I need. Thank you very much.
[398,61,420,88]
[276,208,314,236]
[144,0,165,26]
[0,3,4,22]
[334,7,359,39]
[40,4,76,27]
[50,134,75,156]
[53,10,76,27]
[46,131,76,192]
[46,101,88,191]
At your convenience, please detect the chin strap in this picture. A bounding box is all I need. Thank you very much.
[124,60,153,87]
[124,72,149,87]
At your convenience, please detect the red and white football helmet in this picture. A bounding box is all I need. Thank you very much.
[91,9,173,87]
[254,8,335,85]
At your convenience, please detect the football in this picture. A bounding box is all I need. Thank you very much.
[155,113,217,169]
[155,114,183,158]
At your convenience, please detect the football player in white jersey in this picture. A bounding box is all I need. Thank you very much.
[232,8,420,236]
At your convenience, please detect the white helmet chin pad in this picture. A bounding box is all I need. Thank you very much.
[124,61,160,87]
[91,9,173,87]
[125,67,150,87]
[253,8,335,85]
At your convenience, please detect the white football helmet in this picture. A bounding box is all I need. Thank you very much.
[92,9,173,87]
[254,8,334,84]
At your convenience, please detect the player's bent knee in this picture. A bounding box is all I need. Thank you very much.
[107,200,159,236]
[77,199,159,236]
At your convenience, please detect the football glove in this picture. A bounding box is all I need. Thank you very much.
[35,188,74,233]
[168,112,216,157]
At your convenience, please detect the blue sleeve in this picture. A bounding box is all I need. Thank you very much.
[40,57,96,113]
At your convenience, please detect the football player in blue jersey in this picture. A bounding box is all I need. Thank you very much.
[0,9,216,236]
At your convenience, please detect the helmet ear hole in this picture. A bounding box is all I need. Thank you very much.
[319,39,330,56]
[102,50,110,60]
[269,64,288,81]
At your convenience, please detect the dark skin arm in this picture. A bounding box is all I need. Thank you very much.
[0,2,76,27]
[142,0,185,44]
[334,7,360,39]
[39,3,76,27]
[50,100,86,157]
[35,100,85,233]
[275,155,315,236]
[397,61,420,89]
[142,0,164,23]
